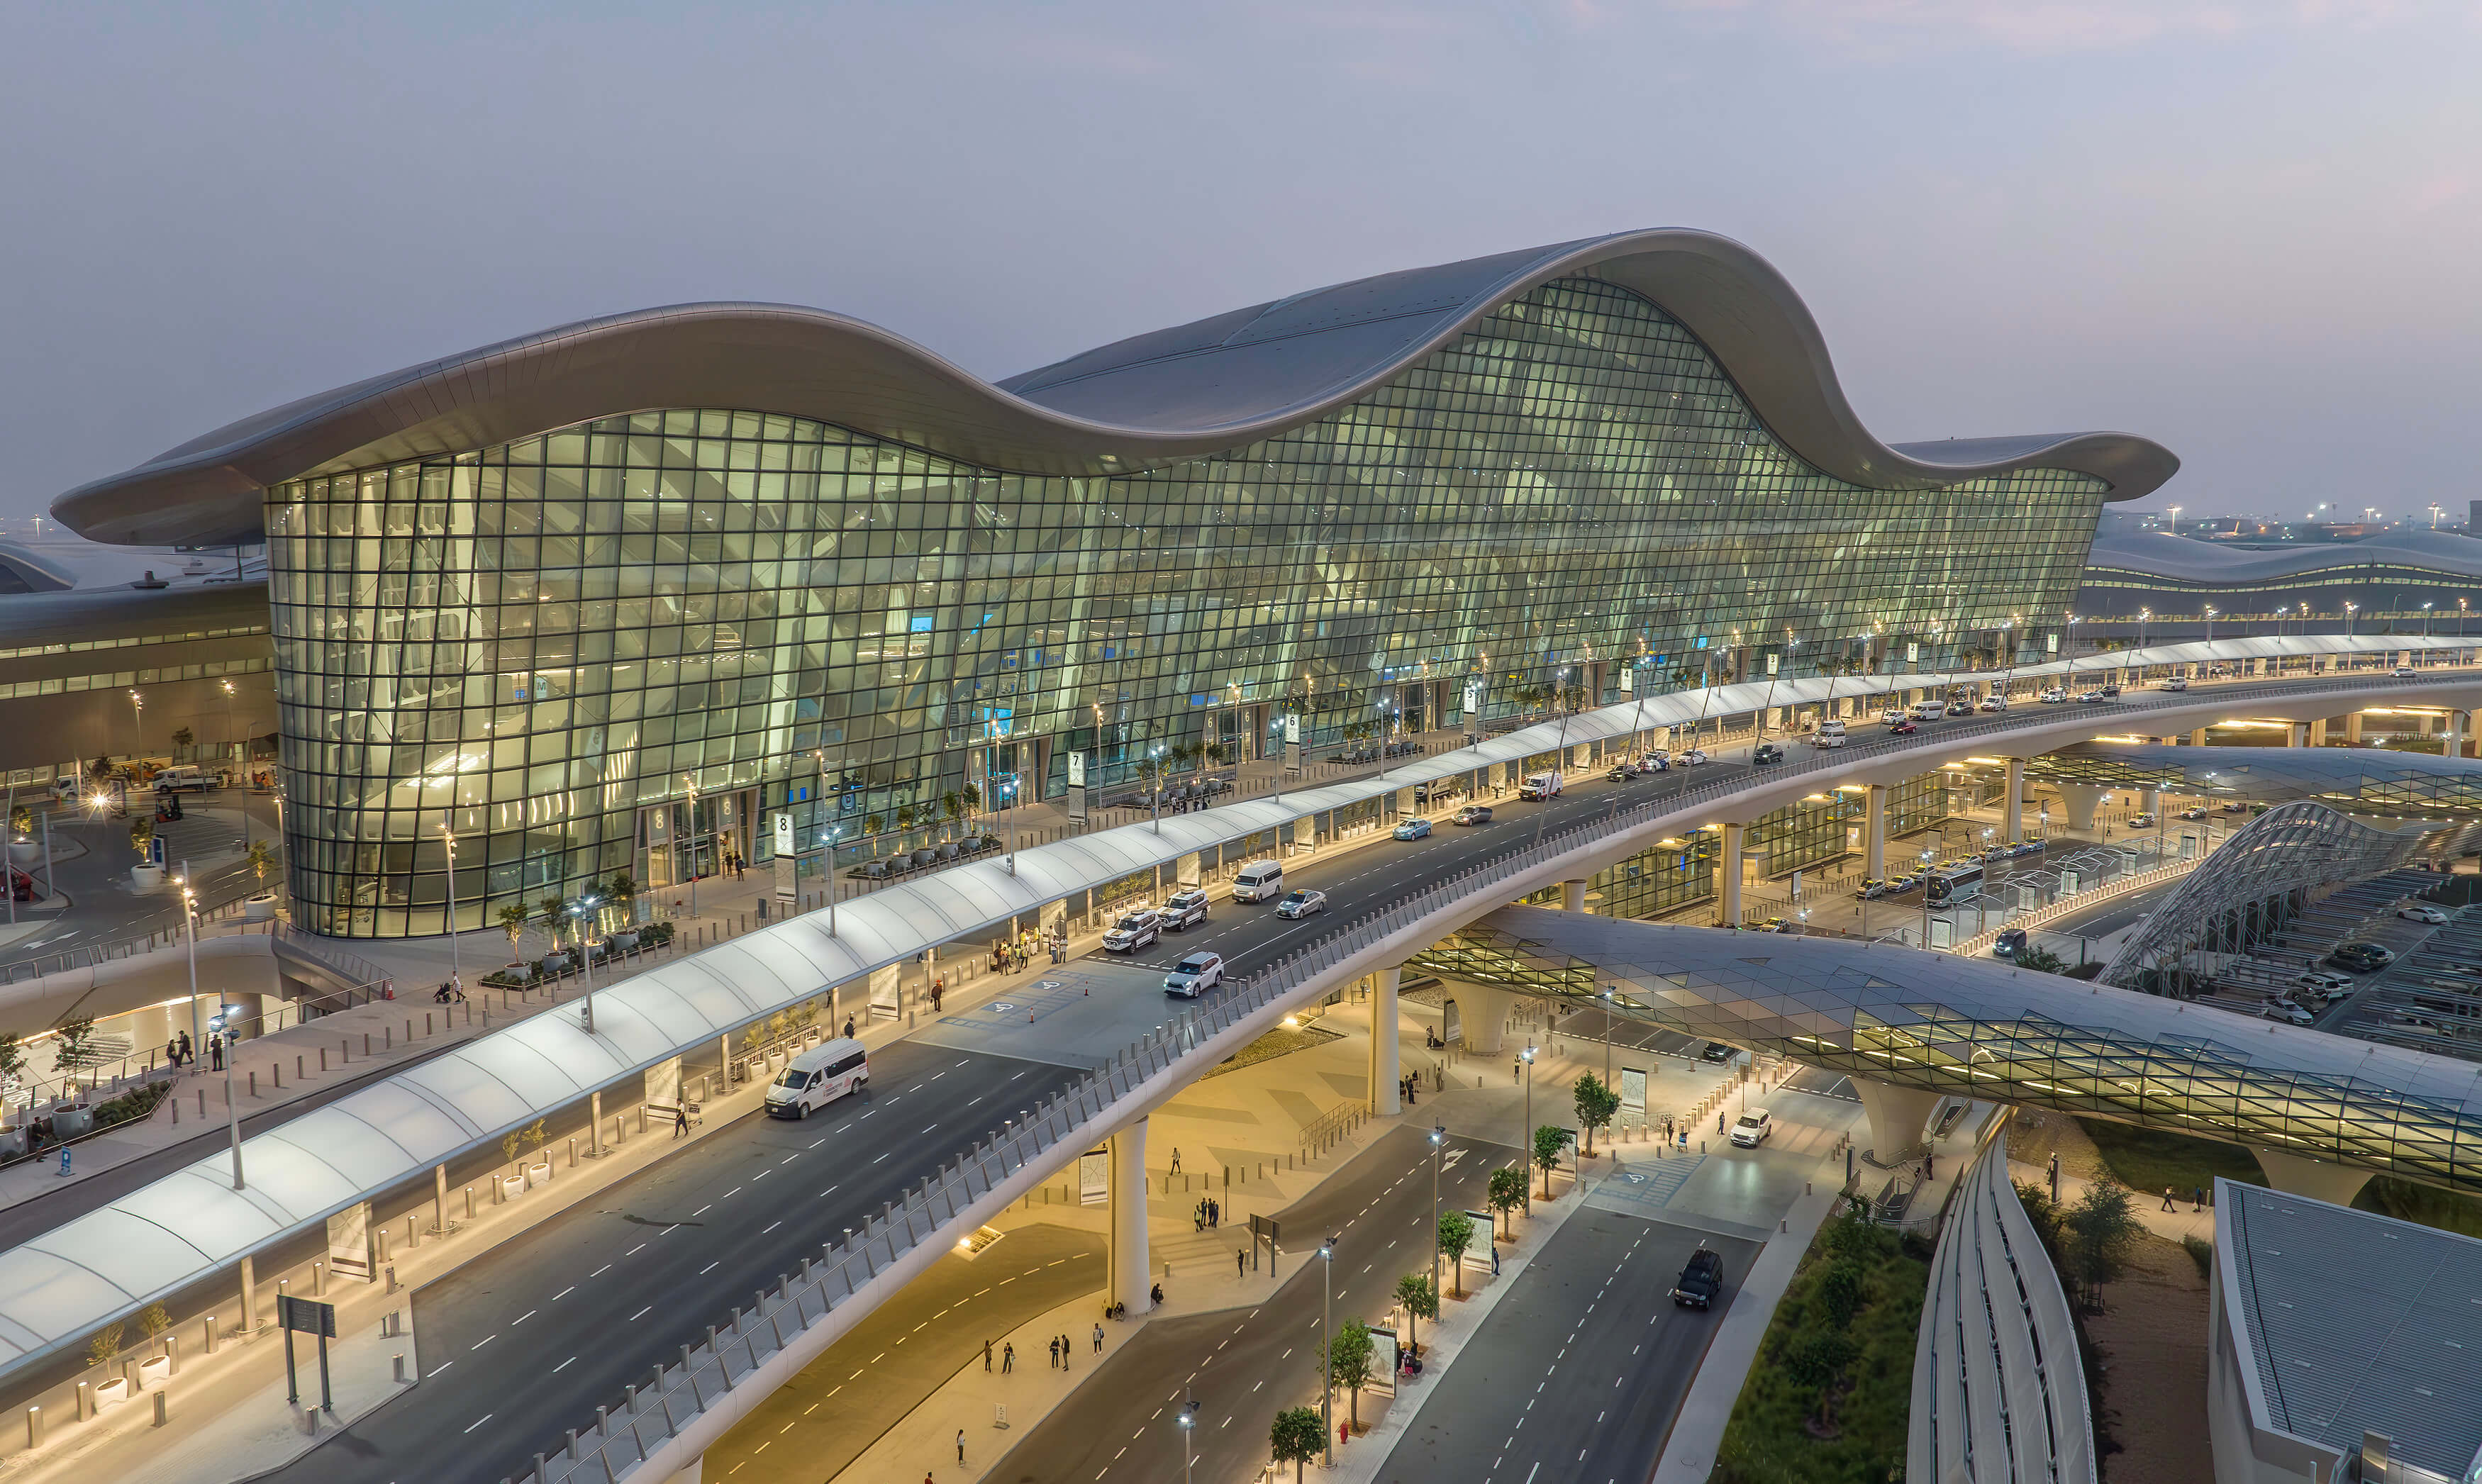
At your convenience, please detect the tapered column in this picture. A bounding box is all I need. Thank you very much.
[1367,969,1401,1117]
[2448,711,2467,759]
[2346,712,2364,744]
[2310,718,2328,746]
[1109,1118,1151,1314]
[2189,728,2208,746]
[1718,824,1746,927]
[1562,879,1588,913]
[2004,758,2025,842]
[2252,1148,2373,1206]
[2052,783,2109,833]
[1865,784,1888,877]
[1854,1077,1941,1166]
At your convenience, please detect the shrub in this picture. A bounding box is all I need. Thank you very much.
[2183,1234,2214,1278]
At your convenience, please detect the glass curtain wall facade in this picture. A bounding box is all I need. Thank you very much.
[265,276,2108,936]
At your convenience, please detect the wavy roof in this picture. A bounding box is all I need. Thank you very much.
[2088,529,2482,584]
[52,229,2178,547]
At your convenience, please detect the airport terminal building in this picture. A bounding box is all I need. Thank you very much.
[42,230,2174,936]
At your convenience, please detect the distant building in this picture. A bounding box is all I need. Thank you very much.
[2210,1178,2482,1484]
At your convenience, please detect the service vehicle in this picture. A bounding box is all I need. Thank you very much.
[152,765,213,793]
[2128,812,2157,828]
[1164,952,1224,998]
[1102,910,1162,952]
[1393,817,1432,841]
[2038,687,2069,704]
[1674,747,1709,765]
[764,1038,869,1119]
[1752,742,1784,766]
[1671,1248,1725,1309]
[1729,1108,1773,1147]
[2161,676,2189,693]
[1230,860,1284,903]
[1274,889,1328,920]
[1812,718,1848,748]
[1854,878,1888,900]
[1159,889,1210,930]
[1518,772,1563,801]
[1908,701,1945,721]
[1979,693,2009,712]
[1452,804,1493,825]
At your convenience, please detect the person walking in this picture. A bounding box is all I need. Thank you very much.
[2161,1185,2177,1212]
[1060,1334,1071,1373]
[843,1016,856,1039]
[177,1031,192,1066]
[210,1034,223,1072]
[1001,1341,1014,1373]
[1092,1322,1103,1354]
[1169,1147,1182,1174]
[2193,1185,2206,1211]
[674,1105,689,1139]
[1237,1246,1247,1278]
[984,1339,994,1372]
[165,1038,178,1069]
[957,1429,966,1465]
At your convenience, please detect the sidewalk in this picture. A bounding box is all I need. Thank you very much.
[2008,1159,2217,1245]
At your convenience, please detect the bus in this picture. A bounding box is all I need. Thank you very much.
[1925,863,1983,907]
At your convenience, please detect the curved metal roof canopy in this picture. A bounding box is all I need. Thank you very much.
[55,230,2177,547]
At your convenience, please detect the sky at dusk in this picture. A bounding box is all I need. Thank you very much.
[4,1,2477,526]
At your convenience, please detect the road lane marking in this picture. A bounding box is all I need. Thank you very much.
[471,1335,496,1351]
[630,1305,652,1321]
[513,1310,535,1325]
[554,1356,575,1373]
[464,1414,494,1433]
[553,1286,574,1300]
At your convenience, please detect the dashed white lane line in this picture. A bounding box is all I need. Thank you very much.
[629,1305,652,1322]
[553,1356,576,1373]
[464,1413,494,1434]
[552,1286,574,1300]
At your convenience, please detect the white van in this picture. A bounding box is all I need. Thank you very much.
[1905,701,1944,722]
[1231,860,1284,903]
[764,1037,869,1119]
[152,765,213,793]
[1811,718,1847,749]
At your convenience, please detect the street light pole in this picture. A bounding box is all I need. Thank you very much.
[1428,1125,1445,1295]
[825,826,842,935]
[1179,1398,1195,1484]
[682,772,701,917]
[1320,1234,1339,1467]
[574,895,602,1032]
[177,877,202,1080]
[440,813,461,995]
[1521,1043,1536,1213]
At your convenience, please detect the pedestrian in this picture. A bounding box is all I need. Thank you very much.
[1514,1059,1521,1083]
[1212,1198,1220,1228]
[165,1038,178,1068]
[1193,1201,1205,1233]
[1092,1322,1103,1354]
[957,1429,966,1465]
[177,1031,192,1065]
[674,1105,689,1139]
[984,1338,993,1372]
[1061,1336,1070,1373]
[2161,1185,2176,1212]
[1049,1335,1059,1368]
[210,1034,223,1072]
[1237,1246,1247,1277]
[1169,1147,1182,1173]
[1002,1341,1014,1373]
[844,1016,856,1039]
[1490,1244,1501,1276]
[2193,1185,2206,1211]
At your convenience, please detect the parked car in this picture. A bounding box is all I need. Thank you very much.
[1671,1249,1726,1309]
[1752,742,1784,766]
[2178,806,2208,820]
[1854,878,1887,900]
[1159,889,1210,930]
[2329,942,2395,972]
[1880,707,1908,725]
[2075,691,2109,705]
[2400,904,2451,925]
[1729,1108,1774,1147]
[2263,998,2316,1026]
[1393,817,1433,841]
[1102,910,1161,952]
[1699,1041,1737,1064]
[1274,889,1328,920]
[1452,804,1493,825]
[1759,916,1794,934]
[1164,952,1223,998]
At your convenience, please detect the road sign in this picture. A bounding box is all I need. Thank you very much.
[278,1295,335,1337]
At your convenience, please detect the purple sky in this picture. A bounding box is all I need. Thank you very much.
[4,1,2476,525]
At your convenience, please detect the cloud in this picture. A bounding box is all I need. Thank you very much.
[1640,0,2431,54]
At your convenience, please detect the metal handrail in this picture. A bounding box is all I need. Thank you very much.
[0,880,277,986]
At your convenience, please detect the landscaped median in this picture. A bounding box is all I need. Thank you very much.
[1711,1210,1928,1484]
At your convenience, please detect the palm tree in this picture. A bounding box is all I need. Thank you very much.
[499,903,530,962]
[536,895,567,950]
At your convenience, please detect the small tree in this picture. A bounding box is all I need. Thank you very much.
[863,813,884,839]
[1394,1271,1437,1354]
[1488,1166,1527,1239]
[1532,1124,1566,1199]
[55,1017,101,1089]
[1437,1210,1476,1298]
[0,1032,23,1093]
[129,816,155,859]
[2019,944,2071,975]
[604,873,638,917]
[536,896,567,949]
[87,1321,126,1370]
[1326,1317,1374,1430]
[523,1117,547,1158]
[7,803,30,839]
[138,1303,172,1344]
[499,902,530,961]
[244,837,276,886]
[2063,1180,2144,1310]
[1571,1073,1620,1156]
[171,726,194,759]
[1269,1406,1324,1483]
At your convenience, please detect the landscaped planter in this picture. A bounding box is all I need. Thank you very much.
[500,1173,525,1200]
[526,1161,551,1188]
[540,952,572,975]
[6,839,36,866]
[138,1354,171,1387]
[0,1127,26,1159]
[245,893,277,922]
[608,930,639,952]
[94,1376,130,1410]
[51,1105,93,1139]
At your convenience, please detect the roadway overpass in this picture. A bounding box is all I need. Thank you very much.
[4,635,2481,1481]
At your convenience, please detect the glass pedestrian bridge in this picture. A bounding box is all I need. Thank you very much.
[1412,910,2482,1197]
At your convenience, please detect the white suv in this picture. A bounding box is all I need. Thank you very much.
[1729,1108,1773,1147]
[1102,911,1161,952]
[1159,889,1210,930]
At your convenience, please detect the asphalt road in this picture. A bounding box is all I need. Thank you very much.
[262,1041,1087,1484]
[1381,1212,1761,1484]
[986,1125,1519,1484]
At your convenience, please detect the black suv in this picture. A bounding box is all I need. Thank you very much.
[1752,742,1784,765]
[1699,1041,1737,1064]
[1672,1249,1725,1309]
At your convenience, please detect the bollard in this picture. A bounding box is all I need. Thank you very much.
[386,1027,394,1048]
[377,1230,389,1264]
[426,1013,434,1036]
[166,1335,179,1375]
[465,1185,476,1220]
[203,1316,218,1355]
[152,1390,167,1427]
[364,1034,371,1056]
[25,1405,40,1448]
[249,1071,257,1098]
[406,1215,418,1250]
[386,1264,399,1293]
[272,1064,282,1090]
[75,1382,91,1422]
[313,1261,325,1296]
[567,1429,580,1460]
[321,1048,328,1072]
[568,1137,577,1168]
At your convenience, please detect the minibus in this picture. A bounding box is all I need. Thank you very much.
[764,1037,869,1118]
[1232,860,1284,903]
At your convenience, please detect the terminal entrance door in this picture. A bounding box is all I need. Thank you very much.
[638,788,753,891]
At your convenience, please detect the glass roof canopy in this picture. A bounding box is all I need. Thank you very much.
[1413,912,2482,1197]
[2031,742,2482,818]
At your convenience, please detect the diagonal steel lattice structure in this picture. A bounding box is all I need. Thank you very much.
[2098,801,2482,994]
[1407,911,2482,1196]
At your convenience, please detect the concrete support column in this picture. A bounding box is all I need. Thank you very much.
[2346,712,2364,744]
[2052,783,2110,833]
[2140,789,2161,814]
[1866,783,1888,878]
[1854,1077,1942,1166]
[1718,823,1746,927]
[1562,878,1588,913]
[2448,711,2468,759]
[2004,758,2025,842]
[2310,718,2328,747]
[1367,969,1401,1117]
[2286,723,2309,749]
[2252,1148,2374,1207]
[1443,980,1515,1054]
[2189,728,2208,747]
[1109,1118,1151,1315]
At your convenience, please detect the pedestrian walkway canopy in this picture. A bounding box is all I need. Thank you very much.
[2033,742,2482,819]
[1412,910,2482,1197]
